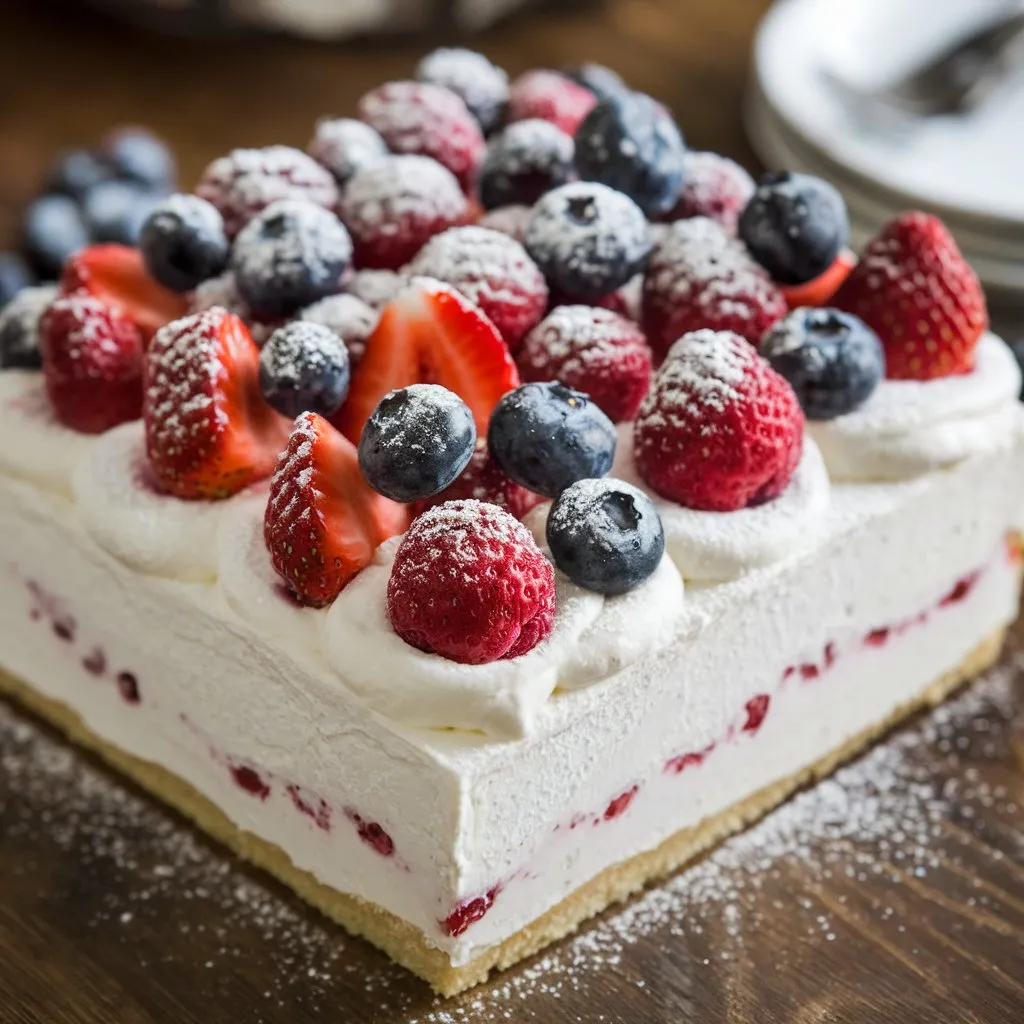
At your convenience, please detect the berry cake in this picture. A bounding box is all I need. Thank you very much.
[1,53,1023,999]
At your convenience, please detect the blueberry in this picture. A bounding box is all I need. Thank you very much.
[1008,339,1024,400]
[231,199,352,317]
[487,381,617,498]
[44,148,114,200]
[82,180,161,245]
[524,182,650,300]
[359,384,476,503]
[564,63,630,102]
[760,307,885,420]
[416,48,510,134]
[574,92,686,217]
[0,253,33,310]
[140,194,229,292]
[22,195,89,279]
[739,171,848,285]
[547,478,664,595]
[0,284,56,370]
[308,118,388,186]
[104,127,176,193]
[479,119,575,210]
[259,321,350,419]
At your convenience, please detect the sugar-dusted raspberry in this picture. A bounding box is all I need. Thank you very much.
[299,292,378,369]
[517,305,652,422]
[479,119,574,210]
[479,205,532,243]
[406,226,547,350]
[307,117,389,186]
[507,70,597,136]
[662,151,756,235]
[344,268,406,311]
[634,329,804,511]
[339,156,471,270]
[416,48,510,134]
[195,146,340,238]
[641,217,786,361]
[387,499,555,665]
[358,81,485,192]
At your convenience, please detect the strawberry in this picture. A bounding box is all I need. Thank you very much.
[779,249,855,311]
[144,308,291,499]
[832,212,987,380]
[61,244,189,343]
[335,279,520,443]
[265,412,409,607]
[40,294,144,434]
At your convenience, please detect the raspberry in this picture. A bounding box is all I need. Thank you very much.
[633,329,804,511]
[517,306,652,422]
[339,156,470,270]
[195,146,340,238]
[307,117,388,186]
[387,499,555,665]
[406,226,548,350]
[479,205,532,243]
[507,70,597,136]
[416,48,510,134]
[662,151,755,235]
[358,81,485,192]
[641,217,786,361]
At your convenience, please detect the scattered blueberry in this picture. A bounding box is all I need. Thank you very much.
[231,199,353,317]
[487,381,617,497]
[525,182,650,299]
[82,180,161,245]
[0,253,33,310]
[140,194,229,292]
[739,171,849,285]
[44,148,113,200]
[547,478,664,595]
[417,48,510,134]
[359,384,476,503]
[104,127,176,193]
[564,63,629,102]
[480,119,575,210]
[574,92,686,217]
[22,195,89,278]
[760,307,885,420]
[259,321,350,419]
[1008,339,1024,400]
[0,283,57,369]
[308,118,388,186]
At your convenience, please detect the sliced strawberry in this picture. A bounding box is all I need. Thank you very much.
[335,279,520,443]
[779,249,856,310]
[62,244,188,343]
[265,412,410,607]
[144,308,291,499]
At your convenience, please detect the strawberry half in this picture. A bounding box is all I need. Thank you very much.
[144,308,291,500]
[265,412,410,607]
[62,244,189,343]
[832,213,987,380]
[335,278,520,443]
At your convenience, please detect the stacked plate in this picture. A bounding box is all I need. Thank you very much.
[746,0,1024,303]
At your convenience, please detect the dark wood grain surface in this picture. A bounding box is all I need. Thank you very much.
[2,1,1024,1021]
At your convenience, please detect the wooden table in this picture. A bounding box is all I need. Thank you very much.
[2,1,1024,1021]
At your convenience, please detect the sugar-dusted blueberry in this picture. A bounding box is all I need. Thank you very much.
[0,253,33,309]
[22,195,89,278]
[82,180,161,245]
[547,478,664,595]
[259,321,350,419]
[104,127,176,193]
[416,48,510,134]
[359,384,477,503]
[488,381,617,497]
[739,171,849,285]
[574,92,686,217]
[140,194,229,293]
[44,148,113,200]
[479,119,575,210]
[0,283,57,369]
[564,63,630,102]
[231,198,352,317]
[524,181,650,300]
[760,307,884,420]
[307,118,388,186]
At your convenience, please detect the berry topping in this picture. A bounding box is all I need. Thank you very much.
[507,70,597,136]
[103,126,176,193]
[299,292,378,369]
[307,118,388,186]
[81,181,160,247]
[524,182,650,300]
[478,205,532,243]
[22,195,89,279]
[359,384,476,502]
[44,148,113,200]
[739,171,849,285]
[357,81,485,192]
[488,381,617,498]
[634,329,804,511]
[344,269,407,311]
[387,499,555,664]
[230,199,352,318]
[832,212,987,381]
[338,156,470,270]
[479,119,575,211]
[547,478,664,595]
[406,226,548,350]
[0,283,56,370]
[760,307,884,420]
[574,92,686,217]
[259,321,350,419]
[641,217,786,361]
[516,305,652,422]
[0,253,33,310]
[336,278,519,443]
[779,249,856,310]
[40,294,144,434]
[266,412,408,607]
[662,151,755,235]
[61,244,189,342]
[564,63,629,102]
[140,194,230,293]
[416,48,510,134]
[144,308,290,499]
[195,146,340,239]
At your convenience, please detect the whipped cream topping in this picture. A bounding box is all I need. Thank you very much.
[809,334,1022,481]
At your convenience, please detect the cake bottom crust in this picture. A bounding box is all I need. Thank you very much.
[0,627,1007,997]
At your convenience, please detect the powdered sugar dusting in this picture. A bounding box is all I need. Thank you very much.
[308,117,388,185]
[416,48,509,132]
